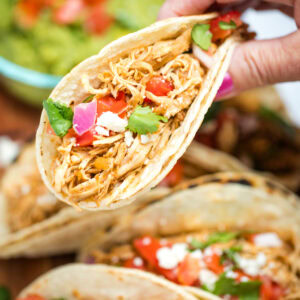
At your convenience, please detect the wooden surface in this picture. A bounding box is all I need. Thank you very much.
[0,86,74,298]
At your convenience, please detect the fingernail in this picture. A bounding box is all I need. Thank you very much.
[215,72,234,101]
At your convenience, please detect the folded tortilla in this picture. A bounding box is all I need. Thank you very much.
[187,86,300,192]
[79,172,300,299]
[0,142,206,258]
[36,14,245,211]
[17,263,199,300]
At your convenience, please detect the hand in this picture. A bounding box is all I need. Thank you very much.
[159,0,300,98]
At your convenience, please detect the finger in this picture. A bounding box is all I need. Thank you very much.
[263,0,294,6]
[228,30,300,94]
[158,0,214,20]
[295,0,300,27]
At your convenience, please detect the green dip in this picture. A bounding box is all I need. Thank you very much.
[0,0,164,76]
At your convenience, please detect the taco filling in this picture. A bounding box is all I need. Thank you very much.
[195,99,300,192]
[87,231,299,299]
[43,12,244,206]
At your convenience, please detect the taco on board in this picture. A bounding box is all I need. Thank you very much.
[79,172,300,300]
[36,12,248,210]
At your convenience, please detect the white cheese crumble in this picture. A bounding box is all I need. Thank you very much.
[124,131,134,147]
[236,252,266,276]
[240,276,249,282]
[0,136,20,167]
[133,257,143,267]
[156,243,188,269]
[140,134,150,144]
[95,126,110,136]
[37,193,57,206]
[226,270,238,279]
[253,233,282,248]
[97,112,128,133]
[198,269,218,290]
[190,249,203,259]
[142,237,151,245]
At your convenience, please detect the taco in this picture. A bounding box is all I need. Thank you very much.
[191,86,300,192]
[36,12,248,210]
[79,172,300,300]
[17,264,198,300]
[0,141,206,258]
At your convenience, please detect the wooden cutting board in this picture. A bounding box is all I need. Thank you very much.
[0,86,75,298]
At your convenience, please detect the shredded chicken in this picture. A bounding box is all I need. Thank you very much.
[90,231,300,299]
[2,144,64,231]
[53,30,205,204]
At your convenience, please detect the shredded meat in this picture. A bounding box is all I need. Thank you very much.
[1,144,64,231]
[53,30,205,205]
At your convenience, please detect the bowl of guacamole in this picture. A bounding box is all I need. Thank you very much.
[0,0,164,105]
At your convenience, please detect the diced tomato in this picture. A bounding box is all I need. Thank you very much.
[203,253,224,274]
[159,160,183,187]
[97,93,127,118]
[177,255,201,286]
[53,0,85,25]
[260,276,285,300]
[210,11,242,42]
[146,76,174,97]
[46,123,56,135]
[234,269,254,283]
[17,295,46,300]
[123,257,146,271]
[157,267,179,283]
[75,128,96,146]
[85,3,113,35]
[16,0,43,28]
[84,0,106,5]
[133,236,164,267]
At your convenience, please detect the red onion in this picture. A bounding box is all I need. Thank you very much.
[73,100,97,136]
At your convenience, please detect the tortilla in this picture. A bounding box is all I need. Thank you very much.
[189,86,300,192]
[79,172,300,299]
[36,14,245,211]
[18,263,198,300]
[0,141,206,258]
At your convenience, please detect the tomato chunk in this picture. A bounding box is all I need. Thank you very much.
[146,76,174,97]
[203,253,224,274]
[53,0,85,25]
[133,236,163,267]
[97,93,127,118]
[123,257,146,271]
[210,11,242,42]
[177,255,201,286]
[75,129,95,147]
[260,276,285,300]
[85,3,113,35]
[159,160,183,187]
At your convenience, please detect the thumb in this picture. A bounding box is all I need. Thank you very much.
[227,30,300,95]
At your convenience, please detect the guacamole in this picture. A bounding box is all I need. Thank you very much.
[0,0,164,76]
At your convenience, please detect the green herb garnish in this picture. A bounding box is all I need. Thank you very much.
[191,24,212,51]
[43,98,74,137]
[220,245,242,265]
[208,273,261,300]
[83,94,95,103]
[127,106,168,134]
[219,20,237,30]
[0,286,11,300]
[259,105,295,137]
[191,231,240,250]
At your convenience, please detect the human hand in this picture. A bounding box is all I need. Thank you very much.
[159,0,300,99]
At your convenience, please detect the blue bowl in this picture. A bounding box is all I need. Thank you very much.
[0,57,62,106]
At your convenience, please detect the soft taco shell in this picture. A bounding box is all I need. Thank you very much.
[18,263,199,300]
[36,14,243,211]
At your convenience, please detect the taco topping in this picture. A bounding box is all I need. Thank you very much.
[88,230,299,299]
[44,13,243,205]
[195,101,300,192]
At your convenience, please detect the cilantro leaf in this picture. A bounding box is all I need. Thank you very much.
[210,273,261,300]
[0,286,11,300]
[127,106,168,135]
[219,20,237,30]
[191,231,240,250]
[220,245,242,265]
[83,94,95,103]
[43,98,74,137]
[191,24,212,51]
